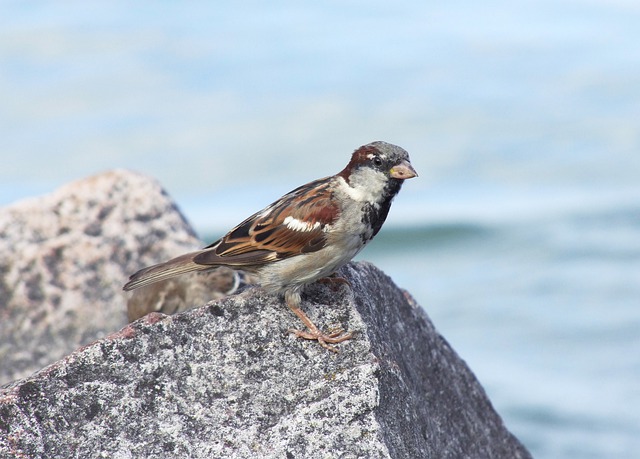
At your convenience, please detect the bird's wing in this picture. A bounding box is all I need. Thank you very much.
[194,177,340,268]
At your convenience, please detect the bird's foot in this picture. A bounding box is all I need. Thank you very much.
[317,274,352,289]
[285,295,353,352]
[288,326,353,353]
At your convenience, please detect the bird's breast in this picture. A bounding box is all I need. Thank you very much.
[256,231,364,295]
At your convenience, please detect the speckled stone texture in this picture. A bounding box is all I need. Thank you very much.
[0,170,531,458]
[0,170,203,385]
[0,260,531,458]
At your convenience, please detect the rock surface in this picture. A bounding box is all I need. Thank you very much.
[0,170,207,385]
[0,170,531,458]
[0,260,531,458]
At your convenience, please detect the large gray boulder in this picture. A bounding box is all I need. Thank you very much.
[0,261,530,458]
[0,170,531,458]
[0,170,231,385]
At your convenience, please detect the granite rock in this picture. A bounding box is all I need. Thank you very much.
[0,170,531,458]
[0,170,204,384]
[0,261,531,458]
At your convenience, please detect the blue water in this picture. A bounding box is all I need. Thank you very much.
[2,2,640,457]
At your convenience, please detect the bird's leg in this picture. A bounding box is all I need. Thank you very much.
[285,290,353,353]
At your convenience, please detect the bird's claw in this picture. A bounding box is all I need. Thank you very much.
[317,275,352,290]
[288,327,353,353]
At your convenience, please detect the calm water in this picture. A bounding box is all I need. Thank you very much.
[2,2,640,457]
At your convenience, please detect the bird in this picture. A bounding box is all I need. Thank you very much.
[124,141,417,351]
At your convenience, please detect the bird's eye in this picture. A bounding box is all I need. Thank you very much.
[372,157,383,167]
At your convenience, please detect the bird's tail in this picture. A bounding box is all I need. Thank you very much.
[123,251,210,291]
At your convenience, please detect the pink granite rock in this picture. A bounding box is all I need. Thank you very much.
[0,170,202,384]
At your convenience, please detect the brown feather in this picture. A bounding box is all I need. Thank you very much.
[123,252,207,291]
[198,177,340,265]
[125,173,349,293]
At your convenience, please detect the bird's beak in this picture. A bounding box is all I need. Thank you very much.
[390,160,418,180]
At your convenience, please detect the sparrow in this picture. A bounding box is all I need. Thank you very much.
[124,141,417,351]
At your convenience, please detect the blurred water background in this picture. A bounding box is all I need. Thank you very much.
[1,1,639,457]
